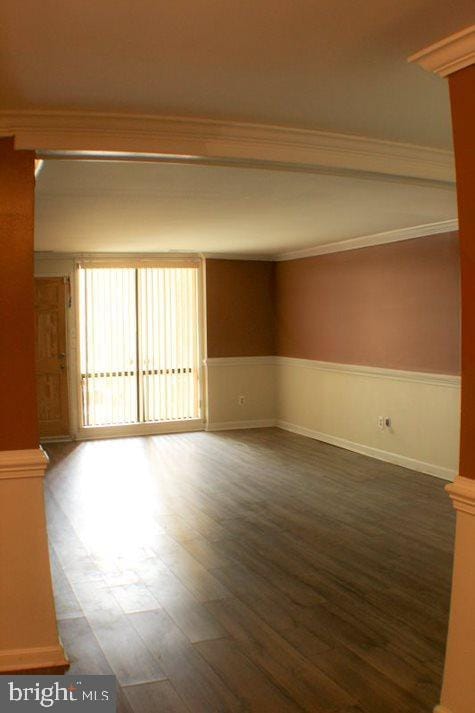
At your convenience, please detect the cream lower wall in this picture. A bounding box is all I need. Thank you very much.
[206,356,460,479]
[206,357,276,430]
[276,357,460,480]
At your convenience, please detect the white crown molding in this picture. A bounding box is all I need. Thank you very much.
[446,476,475,515]
[408,25,475,77]
[0,447,49,480]
[202,252,272,262]
[0,110,455,183]
[35,250,271,262]
[34,158,44,178]
[35,250,200,261]
[274,219,459,261]
[35,221,458,265]
[275,356,461,388]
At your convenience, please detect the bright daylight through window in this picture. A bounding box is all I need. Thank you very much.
[78,262,201,427]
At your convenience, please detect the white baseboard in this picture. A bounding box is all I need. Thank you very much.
[277,420,456,481]
[206,419,277,432]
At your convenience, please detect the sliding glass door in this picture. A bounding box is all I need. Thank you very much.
[78,262,201,429]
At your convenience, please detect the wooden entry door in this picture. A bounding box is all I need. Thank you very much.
[35,277,70,438]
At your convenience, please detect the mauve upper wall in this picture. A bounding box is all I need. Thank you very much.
[206,259,275,358]
[0,138,38,450]
[275,233,461,375]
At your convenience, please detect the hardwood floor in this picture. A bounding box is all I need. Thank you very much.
[43,428,455,712]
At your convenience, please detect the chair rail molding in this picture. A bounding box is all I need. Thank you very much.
[409,25,475,77]
[275,356,461,388]
[446,475,475,515]
[0,110,455,183]
[206,356,276,367]
[0,447,48,479]
[0,645,68,674]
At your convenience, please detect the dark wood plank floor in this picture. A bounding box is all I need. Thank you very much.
[43,428,455,713]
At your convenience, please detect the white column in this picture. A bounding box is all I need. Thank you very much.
[0,449,67,672]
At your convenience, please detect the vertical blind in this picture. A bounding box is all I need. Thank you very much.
[78,262,201,427]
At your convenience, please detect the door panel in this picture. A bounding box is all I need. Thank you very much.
[35,277,70,438]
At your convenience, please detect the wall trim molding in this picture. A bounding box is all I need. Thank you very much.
[276,356,461,388]
[206,356,276,367]
[0,110,454,183]
[277,420,456,481]
[206,355,460,387]
[36,219,459,265]
[0,644,68,673]
[35,250,274,263]
[202,252,273,262]
[408,25,475,78]
[446,476,475,515]
[275,219,458,261]
[433,706,452,713]
[206,419,277,432]
[0,447,49,480]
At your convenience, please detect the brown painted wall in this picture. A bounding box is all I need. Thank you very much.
[450,66,475,478]
[206,259,275,357]
[276,233,460,374]
[0,138,39,450]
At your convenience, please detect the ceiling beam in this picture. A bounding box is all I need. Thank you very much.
[408,25,475,77]
[0,110,455,184]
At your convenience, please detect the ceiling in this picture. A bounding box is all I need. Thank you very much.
[1,1,474,148]
[35,160,457,255]
[4,2,469,254]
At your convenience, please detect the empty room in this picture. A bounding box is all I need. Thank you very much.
[1,4,474,713]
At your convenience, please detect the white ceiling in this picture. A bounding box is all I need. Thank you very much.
[6,3,467,254]
[1,1,474,148]
[35,160,457,255]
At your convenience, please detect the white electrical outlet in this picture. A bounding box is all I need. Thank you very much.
[377,416,385,430]
[238,395,245,406]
